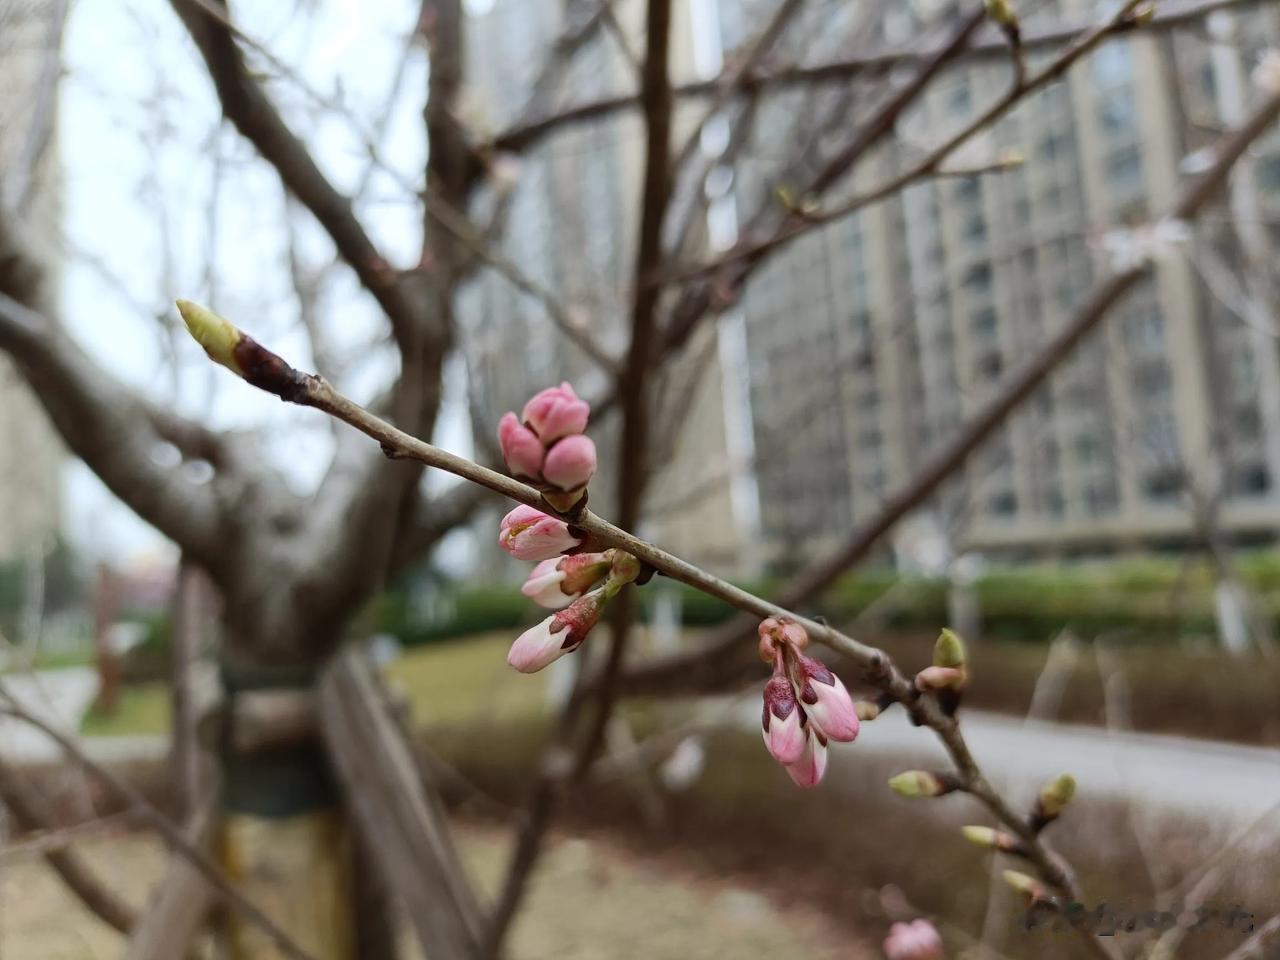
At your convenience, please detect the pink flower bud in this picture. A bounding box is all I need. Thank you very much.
[542,434,597,491]
[521,382,590,444]
[507,614,575,673]
[498,412,545,479]
[552,588,608,648]
[498,504,581,561]
[794,656,860,743]
[883,919,943,960]
[785,729,828,789]
[761,675,808,765]
[521,553,611,609]
[521,558,571,609]
[507,584,610,672]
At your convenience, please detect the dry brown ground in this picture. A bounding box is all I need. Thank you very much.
[0,821,869,960]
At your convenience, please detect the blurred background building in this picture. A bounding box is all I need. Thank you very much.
[729,0,1280,566]
[0,0,64,564]
[464,0,1280,576]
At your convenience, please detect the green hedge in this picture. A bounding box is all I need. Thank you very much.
[378,556,1269,647]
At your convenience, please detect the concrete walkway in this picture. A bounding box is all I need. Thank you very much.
[0,667,166,764]
[723,700,1280,828]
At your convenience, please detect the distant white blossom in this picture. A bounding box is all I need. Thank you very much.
[1253,50,1280,94]
[1094,218,1191,272]
[660,736,706,791]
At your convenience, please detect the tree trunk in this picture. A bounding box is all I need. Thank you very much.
[214,659,395,960]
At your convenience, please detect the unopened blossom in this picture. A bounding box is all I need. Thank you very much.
[883,918,943,960]
[521,558,573,609]
[522,382,590,445]
[498,504,581,561]
[498,383,597,509]
[785,729,828,789]
[506,615,575,674]
[520,552,612,609]
[761,675,808,765]
[507,588,608,673]
[541,433,597,492]
[794,655,860,742]
[498,413,545,479]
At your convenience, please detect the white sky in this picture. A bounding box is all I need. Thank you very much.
[55,0,477,569]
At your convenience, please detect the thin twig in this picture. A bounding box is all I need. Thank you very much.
[489,0,1262,153]
[665,0,1155,284]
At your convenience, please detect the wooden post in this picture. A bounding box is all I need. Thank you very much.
[319,648,483,960]
[91,562,121,716]
[170,557,207,819]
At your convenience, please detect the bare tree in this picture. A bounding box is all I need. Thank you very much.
[0,0,1278,957]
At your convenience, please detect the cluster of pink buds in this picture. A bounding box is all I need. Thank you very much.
[883,918,943,960]
[506,547,640,673]
[498,383,597,512]
[758,617,859,789]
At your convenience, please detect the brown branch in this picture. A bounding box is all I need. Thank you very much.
[489,0,1264,154]
[319,650,484,960]
[0,755,138,935]
[0,695,319,960]
[0,287,224,566]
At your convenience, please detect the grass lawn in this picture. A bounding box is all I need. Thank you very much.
[80,681,171,736]
[78,631,543,738]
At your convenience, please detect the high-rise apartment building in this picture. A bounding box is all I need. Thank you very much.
[726,0,1280,564]
[0,0,64,563]
[462,0,1280,576]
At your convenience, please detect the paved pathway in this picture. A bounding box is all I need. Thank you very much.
[722,700,1280,829]
[0,667,165,764]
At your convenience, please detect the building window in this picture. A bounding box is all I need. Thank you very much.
[1108,146,1144,202]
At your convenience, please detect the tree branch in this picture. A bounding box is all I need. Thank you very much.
[0,755,138,935]
[0,286,223,566]
[667,0,1158,282]
[0,693,319,960]
[489,0,1264,154]
[169,0,432,353]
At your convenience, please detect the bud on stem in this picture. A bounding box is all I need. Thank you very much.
[1002,869,1052,905]
[177,300,310,401]
[962,825,1027,855]
[888,770,962,799]
[1031,773,1076,831]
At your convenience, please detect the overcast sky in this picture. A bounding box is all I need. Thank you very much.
[56,0,477,569]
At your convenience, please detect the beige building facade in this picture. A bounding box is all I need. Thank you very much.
[463,0,1280,575]
[728,0,1280,565]
[0,0,64,563]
